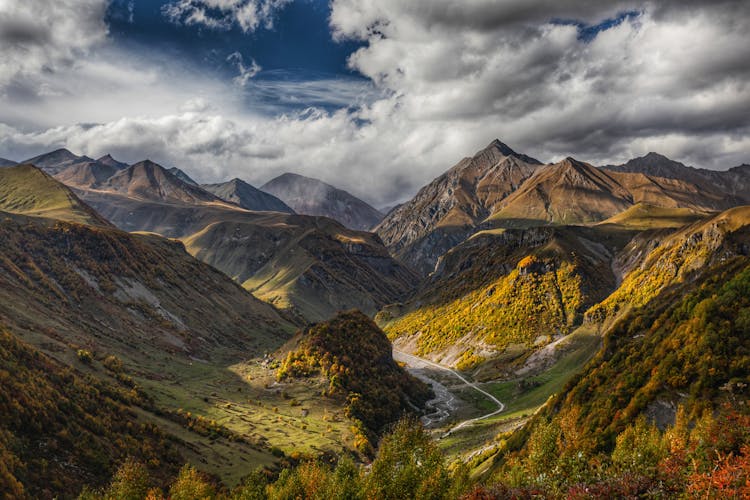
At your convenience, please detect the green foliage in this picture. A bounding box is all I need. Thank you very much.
[276,311,432,443]
[365,419,459,500]
[0,327,180,498]
[105,459,151,500]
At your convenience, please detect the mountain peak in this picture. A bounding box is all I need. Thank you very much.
[261,173,383,230]
[202,177,295,213]
[96,153,128,170]
[487,139,518,156]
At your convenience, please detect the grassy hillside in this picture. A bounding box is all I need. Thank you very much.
[379,226,623,370]
[0,214,377,485]
[0,326,181,499]
[74,188,416,323]
[597,202,709,230]
[0,164,108,226]
[277,311,433,451]
[471,207,750,496]
[477,256,750,497]
[588,206,750,324]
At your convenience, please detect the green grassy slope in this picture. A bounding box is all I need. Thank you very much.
[0,326,182,499]
[0,164,109,226]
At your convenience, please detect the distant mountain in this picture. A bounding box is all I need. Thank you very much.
[54,159,123,189]
[72,168,416,322]
[0,164,110,226]
[23,148,93,174]
[605,152,750,204]
[96,153,129,170]
[102,160,229,206]
[487,157,729,227]
[375,139,542,274]
[168,166,199,186]
[0,157,16,167]
[261,172,384,230]
[203,177,294,213]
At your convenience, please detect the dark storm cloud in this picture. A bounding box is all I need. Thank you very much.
[0,19,50,44]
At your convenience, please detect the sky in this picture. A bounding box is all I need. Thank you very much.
[0,0,749,206]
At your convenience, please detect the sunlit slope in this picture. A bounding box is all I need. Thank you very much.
[0,164,109,226]
[597,202,710,230]
[379,225,627,369]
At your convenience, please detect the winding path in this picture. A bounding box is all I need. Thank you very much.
[393,348,505,435]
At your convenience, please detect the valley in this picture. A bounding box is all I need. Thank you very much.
[1,139,749,498]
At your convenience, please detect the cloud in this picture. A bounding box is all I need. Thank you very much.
[227,52,261,86]
[0,0,748,207]
[0,0,108,90]
[162,0,291,33]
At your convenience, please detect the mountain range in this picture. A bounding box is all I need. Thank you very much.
[1,138,749,497]
[12,150,415,323]
[376,140,748,274]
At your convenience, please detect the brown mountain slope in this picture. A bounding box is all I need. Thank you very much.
[375,139,542,274]
[488,157,729,227]
[54,159,123,189]
[261,172,384,230]
[101,160,234,206]
[23,148,92,175]
[606,152,750,204]
[203,177,295,213]
[73,186,416,322]
[0,164,110,226]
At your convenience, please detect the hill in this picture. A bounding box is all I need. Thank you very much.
[0,164,110,226]
[0,157,17,167]
[277,310,433,448]
[261,172,383,230]
[0,210,309,484]
[183,213,417,321]
[0,326,182,498]
[375,139,542,274]
[597,202,708,230]
[378,224,625,370]
[203,178,294,213]
[487,207,750,496]
[72,172,415,322]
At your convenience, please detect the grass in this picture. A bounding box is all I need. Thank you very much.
[596,203,709,230]
[0,164,104,226]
